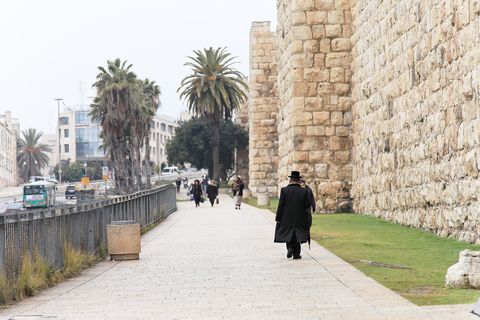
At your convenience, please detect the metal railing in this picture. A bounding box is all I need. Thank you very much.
[0,184,176,284]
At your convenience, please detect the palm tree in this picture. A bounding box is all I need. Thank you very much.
[90,58,143,193]
[140,79,161,188]
[17,129,52,182]
[178,47,247,180]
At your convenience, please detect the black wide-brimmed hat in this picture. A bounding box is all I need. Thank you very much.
[288,171,302,179]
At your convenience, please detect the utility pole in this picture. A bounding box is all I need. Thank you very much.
[55,98,63,183]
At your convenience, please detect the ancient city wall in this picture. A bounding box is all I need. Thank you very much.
[248,0,480,240]
[351,0,480,241]
[234,100,250,187]
[275,0,354,212]
[248,22,279,196]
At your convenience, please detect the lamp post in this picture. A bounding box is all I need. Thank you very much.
[55,98,63,183]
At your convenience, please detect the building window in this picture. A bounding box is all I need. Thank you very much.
[75,127,104,159]
[64,129,69,138]
[168,125,173,134]
[59,117,69,125]
[160,123,166,131]
[75,111,98,125]
[64,144,70,153]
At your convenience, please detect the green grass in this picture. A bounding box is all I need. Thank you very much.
[245,198,480,305]
[313,214,480,305]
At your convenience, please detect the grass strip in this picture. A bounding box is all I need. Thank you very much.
[245,197,480,305]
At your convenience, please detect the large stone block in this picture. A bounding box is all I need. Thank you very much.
[292,26,313,40]
[446,250,480,288]
[326,52,350,67]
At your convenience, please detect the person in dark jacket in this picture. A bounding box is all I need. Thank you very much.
[201,175,208,194]
[175,177,182,193]
[232,176,245,210]
[206,179,218,207]
[190,179,203,207]
[274,171,311,260]
[300,178,316,213]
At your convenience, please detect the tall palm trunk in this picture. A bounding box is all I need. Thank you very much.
[212,119,220,181]
[144,127,152,189]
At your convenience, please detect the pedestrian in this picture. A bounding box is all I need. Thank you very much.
[300,178,316,213]
[190,179,203,207]
[232,176,244,210]
[183,176,189,189]
[274,171,311,260]
[201,175,208,195]
[206,179,218,207]
[175,177,182,193]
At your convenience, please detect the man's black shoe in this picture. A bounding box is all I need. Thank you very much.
[293,255,302,260]
[287,249,293,258]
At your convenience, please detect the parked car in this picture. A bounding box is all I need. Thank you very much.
[48,177,59,184]
[5,202,24,213]
[65,185,77,199]
[161,166,179,176]
[186,167,198,173]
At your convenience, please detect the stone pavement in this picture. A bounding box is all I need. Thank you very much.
[0,195,477,320]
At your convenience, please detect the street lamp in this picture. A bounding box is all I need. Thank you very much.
[55,98,63,183]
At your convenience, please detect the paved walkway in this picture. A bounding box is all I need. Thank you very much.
[0,195,477,320]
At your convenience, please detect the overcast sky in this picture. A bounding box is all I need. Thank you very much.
[0,0,276,134]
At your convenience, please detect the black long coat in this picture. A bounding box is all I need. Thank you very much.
[206,183,218,201]
[274,183,312,243]
[190,184,203,200]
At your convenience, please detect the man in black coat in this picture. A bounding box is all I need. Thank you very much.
[274,171,312,260]
[300,178,316,213]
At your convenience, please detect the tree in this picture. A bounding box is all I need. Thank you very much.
[139,79,161,188]
[90,59,159,193]
[17,129,51,182]
[166,117,247,179]
[178,47,247,181]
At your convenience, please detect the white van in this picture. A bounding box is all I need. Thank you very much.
[161,166,179,176]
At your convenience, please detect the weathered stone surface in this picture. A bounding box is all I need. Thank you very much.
[275,0,353,212]
[248,0,480,236]
[248,22,278,197]
[446,250,480,288]
[351,0,480,241]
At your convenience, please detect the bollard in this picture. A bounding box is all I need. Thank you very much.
[242,189,251,199]
[257,193,270,206]
[107,220,141,260]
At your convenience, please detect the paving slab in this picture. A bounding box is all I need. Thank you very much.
[0,195,477,320]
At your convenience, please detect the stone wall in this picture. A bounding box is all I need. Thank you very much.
[275,0,354,212]
[234,99,250,187]
[248,0,480,240]
[248,22,279,196]
[351,0,480,241]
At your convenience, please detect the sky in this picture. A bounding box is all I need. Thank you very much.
[0,0,276,134]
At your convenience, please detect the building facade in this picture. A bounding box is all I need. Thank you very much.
[58,108,177,168]
[58,108,106,165]
[148,115,178,167]
[0,111,18,188]
[39,133,58,177]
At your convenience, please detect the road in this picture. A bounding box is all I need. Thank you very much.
[0,172,206,214]
[0,192,75,214]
